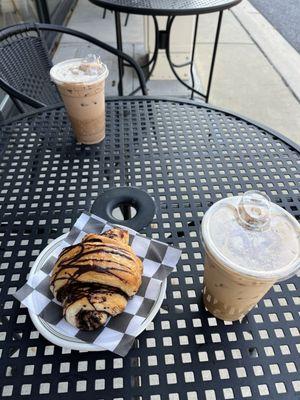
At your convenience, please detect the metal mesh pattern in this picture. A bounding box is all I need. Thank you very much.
[0,29,60,109]
[90,0,241,14]
[0,98,299,399]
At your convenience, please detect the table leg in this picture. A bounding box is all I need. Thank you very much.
[206,10,223,103]
[190,14,199,100]
[128,15,159,95]
[165,16,205,99]
[145,16,160,80]
[115,11,124,96]
[124,13,130,26]
[119,203,132,220]
[132,16,159,79]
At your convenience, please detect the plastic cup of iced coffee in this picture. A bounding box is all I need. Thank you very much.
[50,55,109,144]
[201,191,300,321]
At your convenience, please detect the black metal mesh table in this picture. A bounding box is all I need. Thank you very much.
[0,97,299,400]
[89,0,242,100]
[89,0,241,15]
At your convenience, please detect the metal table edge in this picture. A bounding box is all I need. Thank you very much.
[88,0,242,16]
[0,102,65,127]
[1,96,299,153]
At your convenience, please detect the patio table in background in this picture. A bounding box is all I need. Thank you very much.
[89,0,242,100]
[0,97,299,399]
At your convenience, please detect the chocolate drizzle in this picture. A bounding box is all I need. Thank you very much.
[51,241,137,299]
[60,282,128,306]
[61,282,128,331]
[76,309,108,331]
[50,229,142,331]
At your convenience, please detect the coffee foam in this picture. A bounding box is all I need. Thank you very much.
[51,58,107,84]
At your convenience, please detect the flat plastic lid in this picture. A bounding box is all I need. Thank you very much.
[50,55,108,84]
[201,191,300,280]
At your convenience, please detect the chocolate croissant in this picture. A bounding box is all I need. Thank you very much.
[50,228,143,330]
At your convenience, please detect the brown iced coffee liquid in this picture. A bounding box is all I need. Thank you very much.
[57,79,105,144]
[203,251,276,321]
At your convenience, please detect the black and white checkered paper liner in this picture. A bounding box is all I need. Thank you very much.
[14,212,181,356]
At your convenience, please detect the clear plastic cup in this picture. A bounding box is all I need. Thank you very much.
[50,55,109,144]
[201,191,300,321]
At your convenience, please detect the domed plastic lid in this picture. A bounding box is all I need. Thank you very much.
[201,191,300,280]
[50,54,108,84]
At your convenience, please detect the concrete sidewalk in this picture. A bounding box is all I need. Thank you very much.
[195,1,300,144]
[54,0,300,144]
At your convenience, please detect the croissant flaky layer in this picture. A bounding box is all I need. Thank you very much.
[50,227,143,331]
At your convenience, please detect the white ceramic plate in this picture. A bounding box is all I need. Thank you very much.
[29,232,167,351]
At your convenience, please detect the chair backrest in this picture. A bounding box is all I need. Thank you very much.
[0,23,147,113]
[0,24,61,112]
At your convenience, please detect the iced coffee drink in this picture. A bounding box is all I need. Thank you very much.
[50,55,109,144]
[201,191,300,321]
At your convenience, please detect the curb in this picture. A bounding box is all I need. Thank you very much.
[232,0,300,102]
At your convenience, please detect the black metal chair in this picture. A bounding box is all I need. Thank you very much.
[0,22,147,113]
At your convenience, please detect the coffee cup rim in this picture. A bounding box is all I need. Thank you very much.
[201,196,300,281]
[50,58,109,85]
